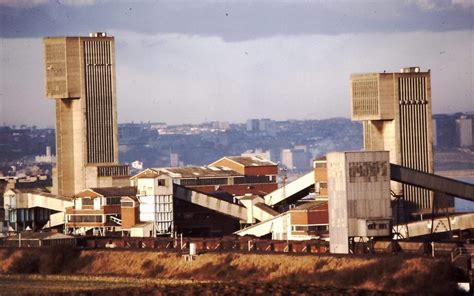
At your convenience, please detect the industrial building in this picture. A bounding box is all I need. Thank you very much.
[65,186,137,235]
[129,169,243,237]
[3,188,73,232]
[313,157,328,201]
[158,156,279,197]
[44,33,130,197]
[350,67,447,213]
[327,151,392,254]
[2,31,474,267]
[235,201,329,241]
[58,155,279,237]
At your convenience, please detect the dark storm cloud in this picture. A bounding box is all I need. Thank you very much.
[1,1,472,40]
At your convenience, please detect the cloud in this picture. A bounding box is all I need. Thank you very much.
[111,30,473,124]
[0,1,472,40]
[410,0,474,10]
[0,29,472,127]
[0,0,95,8]
[0,0,49,8]
[58,0,96,6]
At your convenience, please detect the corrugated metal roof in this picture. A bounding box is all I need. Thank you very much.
[156,166,241,178]
[130,168,161,179]
[89,186,137,197]
[225,156,276,166]
[7,188,73,201]
[291,201,327,211]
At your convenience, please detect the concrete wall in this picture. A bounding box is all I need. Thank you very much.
[44,36,123,198]
[130,223,154,238]
[351,70,435,211]
[328,151,391,254]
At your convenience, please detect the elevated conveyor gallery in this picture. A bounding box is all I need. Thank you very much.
[173,184,248,221]
[393,212,474,239]
[234,213,286,237]
[4,189,74,213]
[237,163,474,238]
[43,212,68,229]
[390,163,474,239]
[261,163,474,209]
[264,171,315,206]
[253,203,279,222]
[390,164,474,201]
[173,184,280,223]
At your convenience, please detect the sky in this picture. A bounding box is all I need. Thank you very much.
[0,0,473,127]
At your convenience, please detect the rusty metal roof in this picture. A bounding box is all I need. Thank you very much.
[291,201,327,211]
[88,186,137,197]
[156,166,241,178]
[221,156,276,167]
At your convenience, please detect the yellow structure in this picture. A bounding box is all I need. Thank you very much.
[313,157,328,201]
[350,67,447,211]
[44,33,129,197]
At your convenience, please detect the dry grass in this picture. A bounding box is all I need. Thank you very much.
[0,248,463,295]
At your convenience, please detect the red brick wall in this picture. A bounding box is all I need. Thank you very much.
[307,204,329,225]
[121,207,138,229]
[244,166,278,176]
[290,203,329,225]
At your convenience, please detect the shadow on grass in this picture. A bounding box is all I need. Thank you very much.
[275,256,465,295]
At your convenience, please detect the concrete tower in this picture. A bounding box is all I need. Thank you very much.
[350,67,450,212]
[44,33,129,197]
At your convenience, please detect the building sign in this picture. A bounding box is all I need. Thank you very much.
[349,161,388,183]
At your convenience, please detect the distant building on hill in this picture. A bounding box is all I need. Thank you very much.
[35,146,56,164]
[456,116,473,147]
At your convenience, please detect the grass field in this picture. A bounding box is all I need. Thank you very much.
[0,274,399,296]
[0,247,464,295]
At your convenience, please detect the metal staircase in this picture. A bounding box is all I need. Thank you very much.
[110,216,122,226]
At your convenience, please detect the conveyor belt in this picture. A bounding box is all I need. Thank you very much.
[173,184,248,221]
[390,163,474,201]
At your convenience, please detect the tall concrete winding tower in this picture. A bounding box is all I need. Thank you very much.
[350,67,452,212]
[44,33,129,197]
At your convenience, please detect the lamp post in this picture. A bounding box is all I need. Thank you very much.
[280,167,288,203]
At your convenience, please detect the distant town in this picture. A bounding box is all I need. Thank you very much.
[1,112,472,183]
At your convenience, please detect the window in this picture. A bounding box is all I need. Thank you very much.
[82,198,94,206]
[368,223,376,230]
[234,176,272,184]
[121,201,134,207]
[68,215,102,223]
[308,225,328,232]
[292,225,308,231]
[106,197,121,205]
[158,179,166,186]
